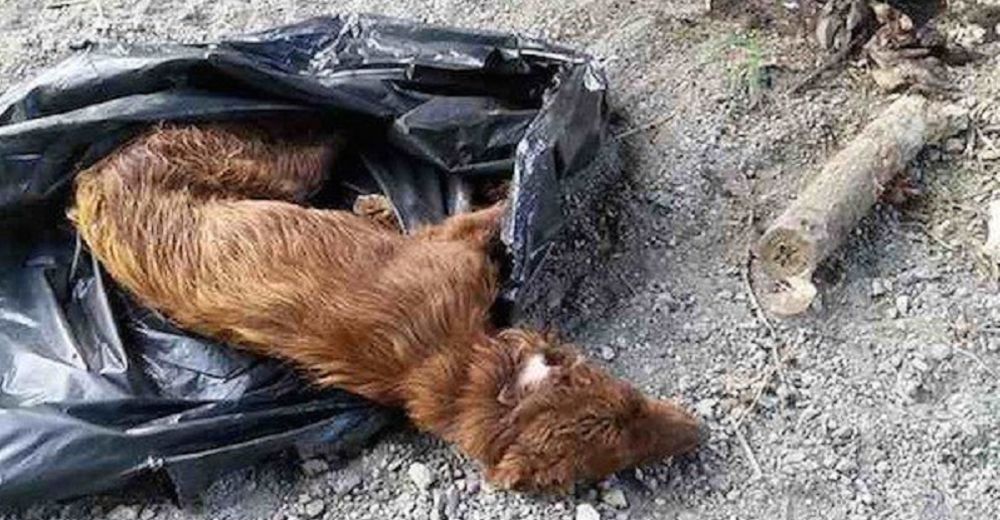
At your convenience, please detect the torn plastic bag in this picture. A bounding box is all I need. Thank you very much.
[0,13,608,505]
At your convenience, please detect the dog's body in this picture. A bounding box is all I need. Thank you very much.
[70,121,700,491]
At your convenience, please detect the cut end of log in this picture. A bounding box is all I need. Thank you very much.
[757,227,817,280]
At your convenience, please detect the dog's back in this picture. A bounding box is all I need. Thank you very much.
[70,122,497,403]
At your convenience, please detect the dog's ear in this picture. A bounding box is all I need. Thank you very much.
[497,346,581,407]
[497,352,552,407]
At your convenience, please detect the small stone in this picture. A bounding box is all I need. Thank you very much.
[925,343,952,362]
[601,488,629,509]
[785,450,806,464]
[694,398,717,419]
[431,490,444,520]
[576,503,601,520]
[980,147,1000,161]
[302,459,329,477]
[108,506,139,520]
[716,289,734,301]
[655,292,681,313]
[445,486,461,519]
[912,356,930,373]
[600,346,617,361]
[304,500,325,518]
[708,475,731,491]
[944,138,965,154]
[835,458,858,474]
[408,462,436,491]
[140,508,156,520]
[954,316,973,338]
[899,376,922,400]
[870,279,887,298]
[894,295,910,316]
[957,23,988,47]
[331,472,363,495]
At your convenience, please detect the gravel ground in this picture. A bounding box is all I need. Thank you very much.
[3,1,1000,519]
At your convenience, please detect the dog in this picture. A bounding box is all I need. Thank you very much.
[68,120,701,492]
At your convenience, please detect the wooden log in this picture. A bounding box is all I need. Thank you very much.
[757,95,966,290]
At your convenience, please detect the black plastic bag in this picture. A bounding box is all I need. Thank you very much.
[0,13,607,505]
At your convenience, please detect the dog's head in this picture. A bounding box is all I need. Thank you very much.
[474,329,701,492]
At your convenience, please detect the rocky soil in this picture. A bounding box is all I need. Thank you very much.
[2,1,1000,519]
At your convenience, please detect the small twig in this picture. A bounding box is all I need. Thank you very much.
[787,41,855,95]
[912,225,957,252]
[741,196,788,390]
[739,202,773,337]
[613,111,676,140]
[956,344,999,379]
[977,127,1000,154]
[743,250,778,339]
[46,0,87,8]
[733,366,776,430]
[734,427,763,481]
[733,344,799,430]
[770,334,787,388]
[743,248,788,389]
[91,0,105,18]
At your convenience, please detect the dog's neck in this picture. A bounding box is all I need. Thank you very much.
[400,330,526,467]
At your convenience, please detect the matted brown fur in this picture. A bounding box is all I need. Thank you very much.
[68,121,700,492]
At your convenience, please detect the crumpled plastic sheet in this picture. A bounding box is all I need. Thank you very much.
[0,13,607,505]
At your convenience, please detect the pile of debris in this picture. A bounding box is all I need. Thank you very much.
[798,0,980,93]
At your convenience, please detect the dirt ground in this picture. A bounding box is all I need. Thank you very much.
[3,1,1000,519]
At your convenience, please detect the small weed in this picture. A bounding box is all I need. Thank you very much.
[700,31,772,106]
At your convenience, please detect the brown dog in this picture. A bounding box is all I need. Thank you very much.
[68,121,700,492]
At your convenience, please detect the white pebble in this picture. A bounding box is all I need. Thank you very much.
[894,295,910,316]
[601,487,629,509]
[408,462,436,491]
[304,500,325,518]
[107,506,139,520]
[576,503,601,520]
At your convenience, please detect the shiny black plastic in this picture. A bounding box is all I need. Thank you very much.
[0,13,607,505]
